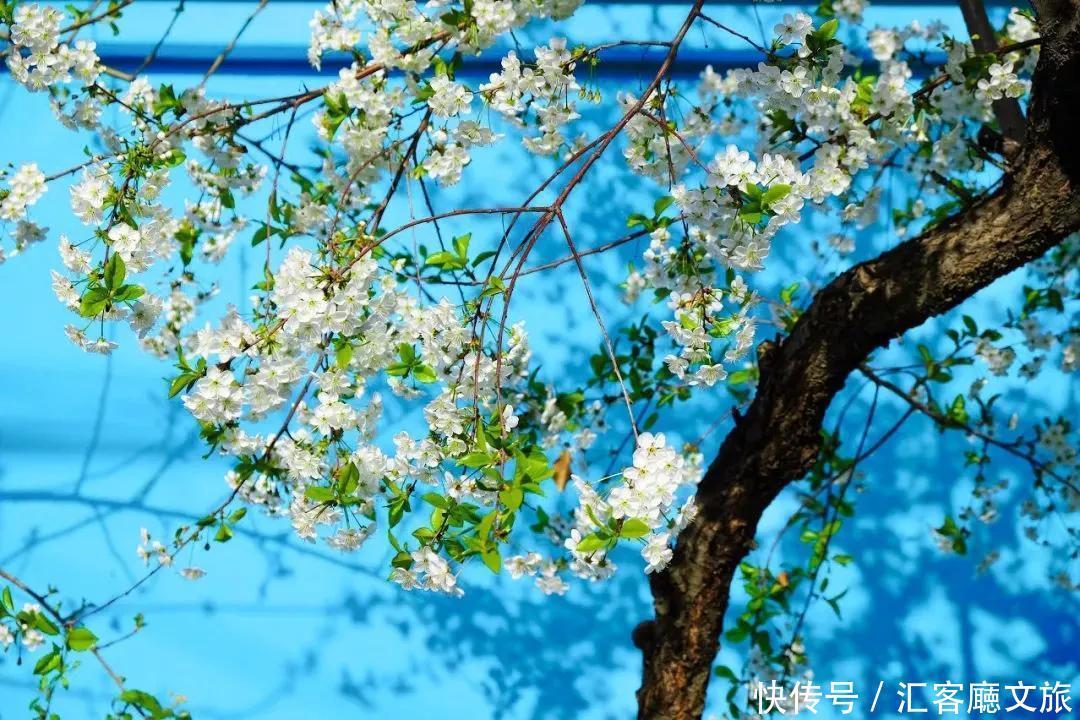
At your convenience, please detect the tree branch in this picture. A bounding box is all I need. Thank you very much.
[635,2,1080,715]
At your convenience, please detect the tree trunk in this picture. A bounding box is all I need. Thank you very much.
[635,2,1080,716]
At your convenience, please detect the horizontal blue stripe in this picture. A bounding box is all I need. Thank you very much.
[98,44,950,77]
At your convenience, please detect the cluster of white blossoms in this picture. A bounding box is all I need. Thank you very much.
[557,433,702,579]
[0,603,48,652]
[0,163,48,263]
[305,0,584,94]
[136,528,172,567]
[498,552,568,594]
[183,367,245,424]
[302,0,591,184]
[611,4,1050,402]
[69,168,110,224]
[1038,421,1079,491]
[1,0,1062,603]
[628,143,810,379]
[623,94,696,181]
[427,75,474,118]
[976,61,1027,101]
[307,0,364,69]
[392,546,462,595]
[5,3,102,91]
[0,163,46,222]
[975,336,1017,376]
[480,38,586,155]
[612,433,700,523]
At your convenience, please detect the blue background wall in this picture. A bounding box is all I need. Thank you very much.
[0,1,1076,718]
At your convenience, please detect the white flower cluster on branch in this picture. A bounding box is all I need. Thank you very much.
[0,0,1070,605]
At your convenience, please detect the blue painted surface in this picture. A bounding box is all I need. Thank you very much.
[0,2,1075,718]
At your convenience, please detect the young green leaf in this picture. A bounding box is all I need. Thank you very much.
[66,626,98,652]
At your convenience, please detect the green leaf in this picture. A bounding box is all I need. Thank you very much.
[337,462,360,495]
[761,183,792,207]
[459,452,492,468]
[422,492,449,509]
[164,148,186,168]
[917,343,934,366]
[33,648,62,676]
[387,529,403,553]
[304,486,336,503]
[619,518,651,538]
[336,342,353,369]
[177,222,198,266]
[452,233,471,258]
[66,626,98,651]
[471,250,497,267]
[118,689,166,716]
[79,287,111,317]
[728,368,757,385]
[480,276,506,300]
[214,523,234,542]
[385,362,410,377]
[440,9,469,27]
[780,282,800,305]
[575,533,608,553]
[715,664,739,682]
[35,614,60,636]
[388,497,407,527]
[475,510,496,540]
[935,515,968,555]
[725,625,749,643]
[962,315,978,335]
[168,371,199,398]
[103,252,126,290]
[412,364,437,383]
[499,485,524,512]
[514,449,553,484]
[480,547,502,574]
[425,250,459,268]
[825,596,843,618]
[251,224,270,247]
[113,284,145,303]
[1,586,13,614]
[948,394,968,425]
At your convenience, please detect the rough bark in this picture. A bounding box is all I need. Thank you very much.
[635,2,1080,717]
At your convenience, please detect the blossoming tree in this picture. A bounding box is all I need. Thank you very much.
[0,0,1077,716]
